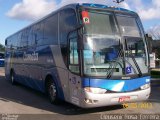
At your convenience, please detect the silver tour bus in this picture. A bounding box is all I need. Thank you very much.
[5,3,150,108]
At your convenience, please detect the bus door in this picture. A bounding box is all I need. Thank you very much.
[68,32,82,106]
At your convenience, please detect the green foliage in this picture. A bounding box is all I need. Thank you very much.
[151,70,160,78]
[0,44,5,52]
[156,48,160,59]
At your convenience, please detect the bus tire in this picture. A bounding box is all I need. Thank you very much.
[47,78,59,104]
[10,70,16,85]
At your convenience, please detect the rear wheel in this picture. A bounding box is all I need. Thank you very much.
[47,78,59,104]
[10,70,16,85]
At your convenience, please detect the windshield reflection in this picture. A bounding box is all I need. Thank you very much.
[83,36,123,76]
[81,11,149,77]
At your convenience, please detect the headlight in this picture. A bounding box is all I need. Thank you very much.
[84,87,107,94]
[140,83,150,90]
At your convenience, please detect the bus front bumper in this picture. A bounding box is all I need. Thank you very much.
[80,87,151,108]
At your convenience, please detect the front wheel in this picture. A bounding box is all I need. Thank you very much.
[47,79,59,104]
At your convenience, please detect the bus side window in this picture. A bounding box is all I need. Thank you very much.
[17,32,22,49]
[20,28,29,48]
[29,22,44,46]
[43,14,58,45]
[59,9,78,68]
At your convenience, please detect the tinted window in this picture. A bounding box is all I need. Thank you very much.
[59,9,78,67]
[28,27,36,46]
[12,34,18,50]
[20,28,30,48]
[6,35,16,50]
[69,35,80,74]
[59,9,77,45]
[43,14,58,45]
[17,32,22,49]
[32,23,44,46]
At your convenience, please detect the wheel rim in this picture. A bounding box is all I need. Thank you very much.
[49,83,57,101]
[11,73,14,83]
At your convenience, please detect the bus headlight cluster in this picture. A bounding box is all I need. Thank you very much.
[140,83,150,90]
[84,87,107,94]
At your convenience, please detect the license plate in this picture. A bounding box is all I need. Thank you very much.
[118,96,130,102]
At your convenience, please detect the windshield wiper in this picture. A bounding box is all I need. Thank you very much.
[125,38,142,77]
[106,39,124,79]
[106,39,140,79]
[106,49,138,79]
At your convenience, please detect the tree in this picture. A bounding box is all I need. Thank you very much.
[0,44,5,52]
[147,25,160,40]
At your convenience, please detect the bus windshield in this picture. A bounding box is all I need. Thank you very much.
[116,15,148,77]
[82,10,148,77]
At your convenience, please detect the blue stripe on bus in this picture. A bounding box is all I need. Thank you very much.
[82,76,150,92]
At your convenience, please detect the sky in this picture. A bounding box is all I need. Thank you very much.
[0,0,160,45]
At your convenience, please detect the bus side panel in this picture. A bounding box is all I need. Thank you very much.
[50,46,70,101]
[16,45,67,100]
[18,45,53,92]
[50,46,84,105]
[5,44,71,102]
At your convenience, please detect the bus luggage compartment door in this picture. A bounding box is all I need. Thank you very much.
[69,73,81,106]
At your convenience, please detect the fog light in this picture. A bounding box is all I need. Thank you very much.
[84,98,98,104]
[140,83,150,90]
[84,98,92,104]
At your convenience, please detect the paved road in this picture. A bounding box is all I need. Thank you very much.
[0,67,160,120]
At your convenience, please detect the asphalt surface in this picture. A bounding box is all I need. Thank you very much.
[0,67,160,120]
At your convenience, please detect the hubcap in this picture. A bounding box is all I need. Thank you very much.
[49,84,56,101]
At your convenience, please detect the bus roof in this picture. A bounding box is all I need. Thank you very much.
[80,3,136,14]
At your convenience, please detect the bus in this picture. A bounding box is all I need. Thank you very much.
[5,3,151,108]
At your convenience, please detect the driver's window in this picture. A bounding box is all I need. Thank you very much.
[69,32,80,74]
[59,8,78,67]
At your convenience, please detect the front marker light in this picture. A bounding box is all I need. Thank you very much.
[140,83,150,90]
[84,87,107,94]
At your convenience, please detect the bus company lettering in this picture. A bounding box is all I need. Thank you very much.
[23,52,38,61]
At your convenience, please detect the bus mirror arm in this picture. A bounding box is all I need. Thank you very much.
[67,24,84,50]
[68,24,84,35]
[76,24,84,30]
[67,24,84,39]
